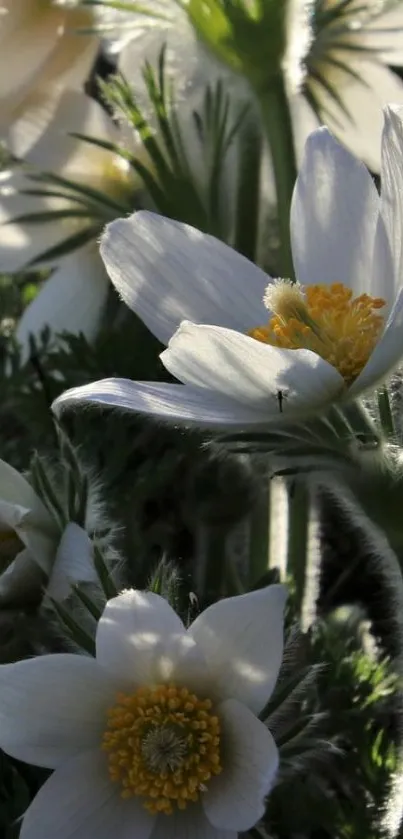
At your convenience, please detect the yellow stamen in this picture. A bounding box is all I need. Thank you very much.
[102,684,222,816]
[250,281,386,385]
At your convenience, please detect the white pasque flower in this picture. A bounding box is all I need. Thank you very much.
[0,89,137,357]
[54,106,403,429]
[0,0,98,144]
[97,0,403,172]
[0,458,96,605]
[289,0,403,172]
[0,584,286,839]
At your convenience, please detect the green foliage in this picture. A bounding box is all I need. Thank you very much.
[99,48,248,238]
[266,608,400,839]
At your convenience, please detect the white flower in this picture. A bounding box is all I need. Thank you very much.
[53,106,403,429]
[0,584,286,839]
[294,0,403,171]
[0,1,98,144]
[0,89,137,357]
[98,0,403,172]
[0,458,96,605]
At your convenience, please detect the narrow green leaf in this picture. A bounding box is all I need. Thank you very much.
[30,453,66,529]
[26,225,100,267]
[5,209,99,225]
[93,544,118,600]
[72,584,103,621]
[28,171,129,214]
[50,599,96,656]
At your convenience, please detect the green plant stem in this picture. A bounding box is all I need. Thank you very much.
[249,475,271,586]
[256,71,297,278]
[377,386,395,438]
[341,400,378,441]
[287,481,309,615]
[233,115,262,262]
[194,524,228,603]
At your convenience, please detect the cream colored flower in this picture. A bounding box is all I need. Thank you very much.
[53,106,403,428]
[0,584,286,839]
[0,458,96,605]
[296,0,403,171]
[0,88,137,356]
[97,0,403,172]
[0,0,98,146]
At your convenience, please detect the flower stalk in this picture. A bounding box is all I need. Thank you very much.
[256,71,298,278]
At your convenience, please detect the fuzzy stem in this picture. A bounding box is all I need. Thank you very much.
[341,400,379,440]
[249,479,271,586]
[377,385,395,438]
[194,523,228,603]
[287,481,309,614]
[256,71,297,278]
[233,115,262,262]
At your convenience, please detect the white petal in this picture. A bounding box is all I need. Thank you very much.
[162,322,345,415]
[20,750,155,839]
[361,7,403,66]
[150,802,235,839]
[289,94,320,166]
[0,497,56,576]
[291,126,380,294]
[0,458,49,519]
[52,378,280,429]
[47,523,97,602]
[378,106,403,294]
[53,336,344,428]
[20,89,120,175]
[1,7,98,155]
[0,9,60,108]
[0,548,44,606]
[188,585,287,714]
[100,211,270,345]
[312,61,403,172]
[16,245,109,363]
[0,654,116,768]
[203,698,278,831]
[348,285,403,396]
[96,589,191,686]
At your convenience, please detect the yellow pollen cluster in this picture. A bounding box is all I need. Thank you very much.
[102,684,222,816]
[250,282,386,384]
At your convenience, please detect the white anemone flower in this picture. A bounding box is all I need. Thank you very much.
[295,0,403,171]
[0,89,137,358]
[0,458,96,605]
[0,1,98,144]
[96,0,403,172]
[53,106,403,430]
[0,584,286,839]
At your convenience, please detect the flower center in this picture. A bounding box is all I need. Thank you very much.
[249,280,385,384]
[102,684,222,816]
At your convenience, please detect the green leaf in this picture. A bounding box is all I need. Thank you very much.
[72,584,103,621]
[25,224,100,267]
[5,208,100,225]
[50,599,96,656]
[93,544,118,600]
[28,171,129,215]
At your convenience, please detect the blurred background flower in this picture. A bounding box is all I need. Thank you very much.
[94,0,403,171]
[0,0,99,151]
[299,0,403,170]
[0,88,138,355]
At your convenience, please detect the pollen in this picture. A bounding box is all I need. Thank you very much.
[249,281,386,385]
[102,684,222,816]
